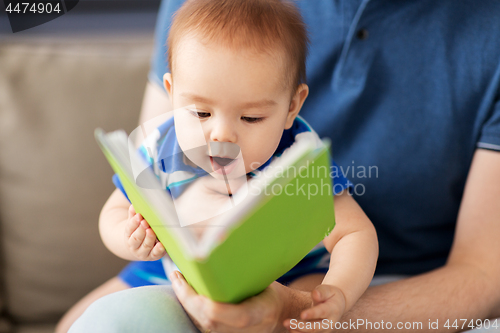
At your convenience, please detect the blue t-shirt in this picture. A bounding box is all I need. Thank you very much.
[150,0,500,276]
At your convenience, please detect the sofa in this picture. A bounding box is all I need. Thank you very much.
[0,34,154,332]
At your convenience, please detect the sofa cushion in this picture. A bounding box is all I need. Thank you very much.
[0,36,153,322]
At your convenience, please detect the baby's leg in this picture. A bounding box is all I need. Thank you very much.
[55,277,129,333]
[68,285,199,333]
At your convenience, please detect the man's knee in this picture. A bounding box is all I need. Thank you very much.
[69,285,198,333]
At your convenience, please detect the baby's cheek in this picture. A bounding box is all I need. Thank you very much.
[244,151,270,172]
[177,132,195,151]
[174,113,207,149]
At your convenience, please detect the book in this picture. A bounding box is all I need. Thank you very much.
[95,128,335,303]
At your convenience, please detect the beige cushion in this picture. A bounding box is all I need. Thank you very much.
[0,36,153,322]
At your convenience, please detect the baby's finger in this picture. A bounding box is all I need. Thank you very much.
[301,303,329,321]
[124,216,140,239]
[128,224,147,250]
[311,285,336,304]
[136,228,157,258]
[143,228,157,249]
[141,219,151,229]
[139,219,152,231]
[128,205,136,219]
[150,241,166,259]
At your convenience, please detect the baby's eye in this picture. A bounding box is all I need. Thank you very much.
[241,116,263,123]
[189,110,211,118]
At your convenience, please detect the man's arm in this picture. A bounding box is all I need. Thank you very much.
[137,81,171,126]
[336,149,500,332]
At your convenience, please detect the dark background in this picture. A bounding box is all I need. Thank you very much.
[0,0,161,37]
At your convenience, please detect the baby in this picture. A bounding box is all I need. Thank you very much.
[58,0,378,331]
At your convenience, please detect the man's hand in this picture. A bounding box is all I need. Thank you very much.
[284,284,346,333]
[170,271,287,333]
[124,205,166,260]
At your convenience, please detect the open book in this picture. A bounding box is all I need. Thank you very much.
[95,128,335,303]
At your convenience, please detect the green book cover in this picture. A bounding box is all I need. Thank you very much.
[95,129,335,303]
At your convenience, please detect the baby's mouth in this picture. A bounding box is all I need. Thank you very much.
[210,156,238,174]
[211,156,234,167]
[207,142,241,175]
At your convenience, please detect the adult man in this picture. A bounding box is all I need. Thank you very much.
[70,1,500,332]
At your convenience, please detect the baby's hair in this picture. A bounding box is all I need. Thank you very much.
[167,0,309,91]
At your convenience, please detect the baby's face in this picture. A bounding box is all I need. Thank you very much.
[165,35,300,178]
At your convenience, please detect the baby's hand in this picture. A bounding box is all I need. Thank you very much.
[124,205,166,261]
[287,285,346,332]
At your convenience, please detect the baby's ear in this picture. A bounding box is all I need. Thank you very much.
[163,73,173,98]
[285,83,309,129]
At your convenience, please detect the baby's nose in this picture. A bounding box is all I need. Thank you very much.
[209,119,237,143]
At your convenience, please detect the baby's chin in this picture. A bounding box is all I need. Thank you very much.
[198,172,247,197]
